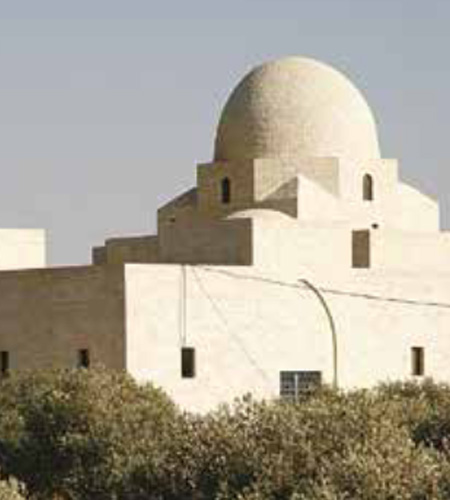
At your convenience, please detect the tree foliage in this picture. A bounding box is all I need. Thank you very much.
[0,367,177,499]
[0,476,26,500]
[3,371,450,499]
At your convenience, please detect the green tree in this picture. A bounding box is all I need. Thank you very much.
[4,370,450,499]
[0,367,177,500]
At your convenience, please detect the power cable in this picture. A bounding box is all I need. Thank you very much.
[197,266,339,388]
[191,266,272,387]
[199,266,450,310]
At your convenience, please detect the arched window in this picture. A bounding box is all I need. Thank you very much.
[221,177,231,204]
[363,174,374,201]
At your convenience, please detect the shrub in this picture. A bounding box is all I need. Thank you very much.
[170,389,444,499]
[4,370,450,499]
[0,367,177,500]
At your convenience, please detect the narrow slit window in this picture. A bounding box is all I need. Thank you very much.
[363,174,374,201]
[181,347,196,378]
[411,347,424,376]
[221,177,231,204]
[78,349,90,369]
[1,351,9,377]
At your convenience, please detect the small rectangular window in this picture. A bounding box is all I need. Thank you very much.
[280,371,321,400]
[78,349,90,369]
[181,347,196,378]
[411,347,424,376]
[221,178,231,204]
[1,351,9,378]
[352,230,370,268]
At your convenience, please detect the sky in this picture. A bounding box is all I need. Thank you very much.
[0,0,449,265]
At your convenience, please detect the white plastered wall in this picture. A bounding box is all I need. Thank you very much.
[386,183,439,232]
[371,229,450,271]
[227,210,351,277]
[0,229,46,270]
[124,263,450,413]
[124,264,334,412]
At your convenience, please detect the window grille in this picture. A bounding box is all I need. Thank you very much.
[280,371,322,400]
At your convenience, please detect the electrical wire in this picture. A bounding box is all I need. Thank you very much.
[182,265,450,394]
[190,266,272,387]
[198,266,450,310]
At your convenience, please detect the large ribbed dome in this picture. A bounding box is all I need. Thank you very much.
[214,57,380,162]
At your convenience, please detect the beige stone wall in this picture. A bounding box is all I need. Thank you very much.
[252,158,298,202]
[196,158,339,222]
[157,187,198,228]
[158,217,253,265]
[92,245,107,265]
[197,161,255,218]
[0,265,125,371]
[0,229,46,270]
[295,157,341,196]
[94,236,160,265]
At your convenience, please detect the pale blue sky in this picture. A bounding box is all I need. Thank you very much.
[0,0,449,264]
